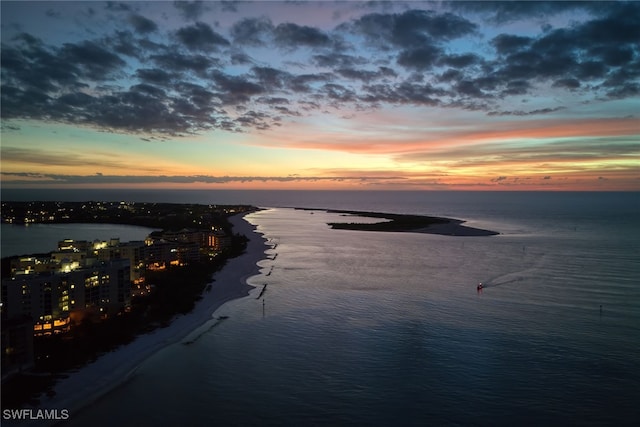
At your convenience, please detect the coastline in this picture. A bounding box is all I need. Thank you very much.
[13,213,268,427]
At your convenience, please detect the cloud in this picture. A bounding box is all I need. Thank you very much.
[251,66,291,90]
[60,41,126,80]
[273,23,332,48]
[312,53,366,69]
[149,51,218,75]
[486,3,640,98]
[105,31,145,58]
[439,53,481,68]
[391,10,477,44]
[487,107,565,116]
[392,135,640,170]
[0,172,407,186]
[230,17,274,46]
[128,14,158,34]
[175,22,230,52]
[397,45,442,70]
[105,2,132,13]
[219,1,238,13]
[448,1,608,24]
[45,8,61,18]
[491,34,532,55]
[173,1,206,21]
[335,67,397,83]
[552,78,580,90]
[175,82,218,108]
[135,68,174,85]
[288,73,334,93]
[359,80,448,106]
[1,147,132,169]
[211,71,264,104]
[343,9,477,48]
[322,83,356,103]
[1,2,638,138]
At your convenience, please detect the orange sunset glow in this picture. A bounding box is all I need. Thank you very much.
[1,1,638,191]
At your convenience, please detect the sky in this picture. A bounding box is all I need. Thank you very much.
[1,1,639,191]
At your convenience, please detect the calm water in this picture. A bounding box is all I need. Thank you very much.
[4,191,640,426]
[1,223,157,258]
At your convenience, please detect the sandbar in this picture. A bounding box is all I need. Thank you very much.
[315,208,499,236]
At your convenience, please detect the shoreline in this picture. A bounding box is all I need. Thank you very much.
[12,213,268,427]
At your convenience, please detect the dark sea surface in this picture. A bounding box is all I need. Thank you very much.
[3,190,639,426]
[1,223,157,258]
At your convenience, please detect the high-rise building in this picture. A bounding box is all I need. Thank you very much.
[1,259,131,335]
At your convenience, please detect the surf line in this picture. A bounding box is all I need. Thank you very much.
[182,315,229,345]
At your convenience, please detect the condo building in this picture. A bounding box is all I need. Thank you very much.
[1,258,131,335]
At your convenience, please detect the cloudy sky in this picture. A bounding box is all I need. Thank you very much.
[1,1,638,190]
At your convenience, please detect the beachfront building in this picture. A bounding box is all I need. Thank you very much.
[96,240,146,283]
[144,228,216,268]
[49,238,146,283]
[1,259,131,336]
[144,240,200,269]
[147,228,232,251]
[209,230,232,251]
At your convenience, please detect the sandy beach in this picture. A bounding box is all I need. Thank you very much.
[13,213,268,426]
[416,219,499,236]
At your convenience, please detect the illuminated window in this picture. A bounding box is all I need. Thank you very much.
[53,318,69,327]
[85,275,99,288]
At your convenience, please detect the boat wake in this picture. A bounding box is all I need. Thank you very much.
[481,277,524,288]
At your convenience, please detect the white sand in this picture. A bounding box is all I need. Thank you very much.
[416,219,499,236]
[31,213,267,423]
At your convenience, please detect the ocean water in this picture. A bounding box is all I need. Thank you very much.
[1,223,157,258]
[5,191,639,426]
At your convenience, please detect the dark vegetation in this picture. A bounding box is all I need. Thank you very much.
[320,209,449,232]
